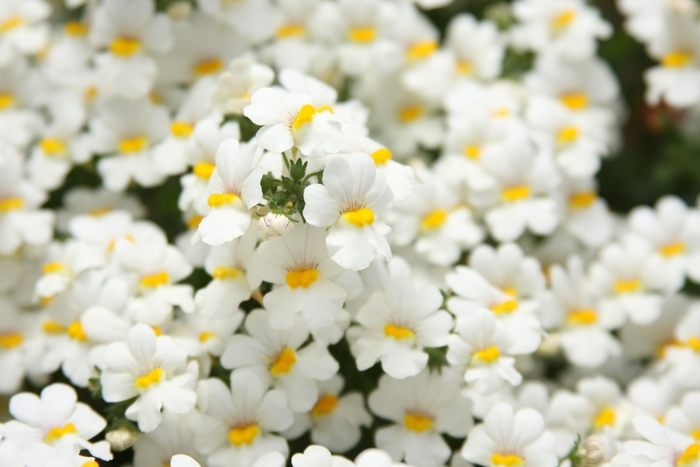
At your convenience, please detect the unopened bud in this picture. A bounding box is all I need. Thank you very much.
[581,435,607,467]
[167,1,192,20]
[259,213,294,240]
[106,428,138,452]
[536,332,561,357]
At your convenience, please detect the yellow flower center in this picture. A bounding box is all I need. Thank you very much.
[0,16,23,33]
[569,191,597,209]
[40,138,68,156]
[292,104,316,132]
[311,394,339,416]
[45,423,77,443]
[691,429,700,441]
[342,207,375,228]
[285,269,320,289]
[501,185,531,203]
[501,287,517,297]
[151,326,163,336]
[384,323,415,340]
[404,413,433,433]
[560,92,588,110]
[406,41,438,61]
[83,462,99,467]
[270,348,297,376]
[199,331,216,342]
[42,320,66,334]
[0,93,15,110]
[399,105,424,123]
[43,262,67,274]
[64,21,88,36]
[193,57,224,76]
[119,136,148,154]
[552,9,576,32]
[187,162,216,180]
[557,125,579,145]
[207,193,240,207]
[370,148,392,166]
[276,24,306,38]
[421,209,448,229]
[686,336,700,352]
[0,196,23,212]
[170,121,194,138]
[614,279,640,294]
[228,424,260,446]
[456,60,473,75]
[659,242,685,257]
[140,271,170,288]
[187,215,203,229]
[567,309,598,325]
[212,266,242,280]
[67,322,88,342]
[492,107,510,118]
[491,299,518,315]
[0,333,22,348]
[349,27,376,43]
[134,368,165,389]
[677,443,700,466]
[473,346,500,363]
[89,206,112,217]
[464,145,481,160]
[662,51,693,68]
[111,37,142,57]
[491,453,524,467]
[593,407,616,430]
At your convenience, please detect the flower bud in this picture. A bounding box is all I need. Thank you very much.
[259,213,294,240]
[581,435,607,467]
[167,1,192,20]
[106,428,138,452]
[536,332,561,357]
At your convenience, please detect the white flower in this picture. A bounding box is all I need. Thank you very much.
[511,0,612,60]
[0,0,51,67]
[133,412,205,467]
[368,369,473,467]
[195,139,263,246]
[589,242,667,326]
[212,57,275,115]
[447,308,523,395]
[284,375,372,453]
[4,383,112,460]
[348,276,452,379]
[0,147,54,255]
[447,266,543,354]
[91,98,170,191]
[115,238,195,325]
[542,256,623,368]
[291,445,354,467]
[100,324,198,432]
[626,196,700,288]
[625,415,700,467]
[192,372,293,467]
[244,87,344,159]
[247,224,347,330]
[461,402,558,467]
[221,309,339,413]
[195,221,257,318]
[89,0,174,99]
[303,153,394,271]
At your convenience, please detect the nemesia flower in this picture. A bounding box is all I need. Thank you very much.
[247,224,347,330]
[221,308,339,412]
[303,153,394,271]
[100,324,198,432]
[195,138,263,246]
[368,369,473,467]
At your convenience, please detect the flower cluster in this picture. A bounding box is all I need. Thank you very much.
[2,1,700,467]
